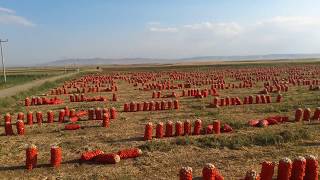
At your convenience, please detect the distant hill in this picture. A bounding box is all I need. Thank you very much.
[180,54,320,61]
[40,58,172,66]
[40,54,320,66]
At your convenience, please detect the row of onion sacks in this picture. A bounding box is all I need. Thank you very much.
[179,163,224,180]
[144,119,224,140]
[124,100,179,112]
[295,107,320,122]
[243,155,318,180]
[4,110,68,126]
[88,107,117,120]
[26,144,62,170]
[3,113,25,135]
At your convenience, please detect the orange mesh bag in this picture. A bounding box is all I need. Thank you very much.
[5,121,14,135]
[88,108,95,120]
[143,102,149,111]
[69,109,76,117]
[65,124,81,130]
[58,109,65,123]
[303,108,311,121]
[312,107,320,120]
[295,108,303,122]
[213,120,221,134]
[102,108,109,114]
[258,120,269,128]
[161,101,166,110]
[36,111,43,125]
[94,153,120,164]
[225,96,230,106]
[165,121,173,137]
[175,121,183,136]
[117,148,142,159]
[179,166,193,180]
[265,95,271,103]
[304,155,318,180]
[130,102,136,112]
[16,120,25,135]
[260,161,275,180]
[193,119,202,135]
[95,108,102,120]
[261,95,266,104]
[220,98,225,106]
[277,157,292,180]
[202,163,216,180]
[26,144,38,170]
[248,95,254,104]
[183,120,192,135]
[81,150,104,161]
[25,97,31,106]
[156,101,162,111]
[156,122,164,138]
[212,97,219,108]
[17,112,24,120]
[110,107,117,119]
[27,111,33,125]
[47,110,54,123]
[50,145,62,168]
[144,122,153,140]
[64,106,70,117]
[4,113,11,123]
[221,124,233,133]
[215,170,224,180]
[168,100,173,109]
[102,113,110,128]
[290,156,306,180]
[112,93,117,101]
[136,103,142,111]
[149,101,155,111]
[124,103,129,112]
[276,94,282,103]
[256,95,261,104]
[206,125,214,134]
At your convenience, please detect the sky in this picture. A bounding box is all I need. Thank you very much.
[1,0,320,66]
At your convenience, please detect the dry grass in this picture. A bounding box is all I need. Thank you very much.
[0,61,319,179]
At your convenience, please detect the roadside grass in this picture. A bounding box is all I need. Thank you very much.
[194,126,312,149]
[0,74,52,89]
[0,73,80,113]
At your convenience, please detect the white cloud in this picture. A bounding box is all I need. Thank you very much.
[258,16,320,26]
[183,22,243,37]
[0,6,35,27]
[149,27,178,32]
[0,7,15,14]
[143,16,320,57]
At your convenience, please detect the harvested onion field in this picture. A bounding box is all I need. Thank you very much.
[0,61,319,179]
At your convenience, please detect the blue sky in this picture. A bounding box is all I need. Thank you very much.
[1,0,320,65]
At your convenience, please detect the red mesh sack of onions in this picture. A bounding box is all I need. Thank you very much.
[65,124,81,130]
[117,148,142,159]
[93,153,120,164]
[81,150,104,161]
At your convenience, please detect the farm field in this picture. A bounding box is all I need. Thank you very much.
[0,67,77,90]
[0,60,319,179]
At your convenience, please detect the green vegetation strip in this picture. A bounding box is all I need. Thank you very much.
[0,72,85,113]
[140,126,313,152]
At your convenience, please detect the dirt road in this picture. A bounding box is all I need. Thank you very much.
[0,72,77,98]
